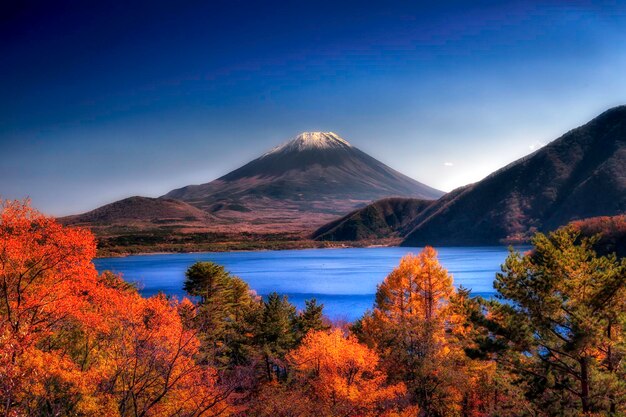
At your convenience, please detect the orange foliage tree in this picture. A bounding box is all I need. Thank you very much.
[286,328,409,417]
[0,200,229,416]
[358,247,498,416]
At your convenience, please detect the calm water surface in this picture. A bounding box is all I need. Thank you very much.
[94,247,522,320]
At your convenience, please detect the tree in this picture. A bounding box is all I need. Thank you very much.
[91,289,230,417]
[0,199,98,414]
[448,287,530,417]
[0,200,230,416]
[295,298,329,342]
[255,293,298,382]
[184,261,231,302]
[287,328,408,417]
[472,227,626,415]
[360,247,468,416]
[183,261,261,368]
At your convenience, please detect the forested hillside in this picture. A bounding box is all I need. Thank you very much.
[402,106,626,245]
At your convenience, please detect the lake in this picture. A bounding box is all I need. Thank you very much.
[93,246,522,321]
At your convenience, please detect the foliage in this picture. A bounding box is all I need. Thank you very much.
[287,328,407,416]
[358,247,519,416]
[570,214,626,257]
[295,298,330,342]
[359,248,462,415]
[183,261,261,368]
[469,227,626,415]
[3,200,626,416]
[254,293,298,382]
[0,200,229,416]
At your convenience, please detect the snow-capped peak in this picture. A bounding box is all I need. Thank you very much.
[263,132,352,156]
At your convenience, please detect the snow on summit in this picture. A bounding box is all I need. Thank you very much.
[264,132,352,156]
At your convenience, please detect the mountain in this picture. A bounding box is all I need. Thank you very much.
[312,198,433,241]
[163,132,443,231]
[60,196,214,231]
[401,106,626,246]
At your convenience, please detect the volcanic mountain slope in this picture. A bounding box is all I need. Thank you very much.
[312,198,434,241]
[401,106,626,246]
[163,132,443,231]
[60,196,214,233]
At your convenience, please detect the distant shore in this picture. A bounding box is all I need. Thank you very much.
[95,237,404,258]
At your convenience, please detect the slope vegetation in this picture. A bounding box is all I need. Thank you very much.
[60,196,213,231]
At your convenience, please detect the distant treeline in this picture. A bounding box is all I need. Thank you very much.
[94,230,383,257]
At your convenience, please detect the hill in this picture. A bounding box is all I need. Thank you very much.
[59,196,214,231]
[312,198,433,241]
[401,106,626,246]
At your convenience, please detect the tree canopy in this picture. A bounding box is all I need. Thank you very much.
[2,200,625,416]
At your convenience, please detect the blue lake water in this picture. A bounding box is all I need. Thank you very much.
[93,246,522,321]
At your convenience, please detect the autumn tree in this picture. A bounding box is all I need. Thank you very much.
[359,247,471,416]
[470,227,626,416]
[448,287,530,417]
[0,200,230,416]
[287,328,408,416]
[0,199,98,414]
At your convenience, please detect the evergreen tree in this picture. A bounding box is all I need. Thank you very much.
[183,261,261,368]
[183,261,230,302]
[295,298,329,342]
[472,227,626,415]
[255,292,298,381]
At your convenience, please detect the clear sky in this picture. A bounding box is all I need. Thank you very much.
[2,0,626,215]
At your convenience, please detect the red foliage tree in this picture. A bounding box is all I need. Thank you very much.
[0,200,229,416]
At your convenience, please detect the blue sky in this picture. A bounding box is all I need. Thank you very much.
[2,0,626,215]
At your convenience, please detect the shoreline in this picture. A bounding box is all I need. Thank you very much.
[96,239,401,259]
[94,239,526,259]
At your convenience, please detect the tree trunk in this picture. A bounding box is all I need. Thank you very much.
[265,354,272,382]
[579,357,590,414]
[607,321,616,414]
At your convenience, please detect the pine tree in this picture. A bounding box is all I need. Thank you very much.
[295,298,329,342]
[183,261,261,368]
[183,261,231,302]
[473,227,626,415]
[255,293,298,381]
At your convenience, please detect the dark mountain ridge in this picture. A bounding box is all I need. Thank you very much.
[312,106,626,246]
[401,106,626,245]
